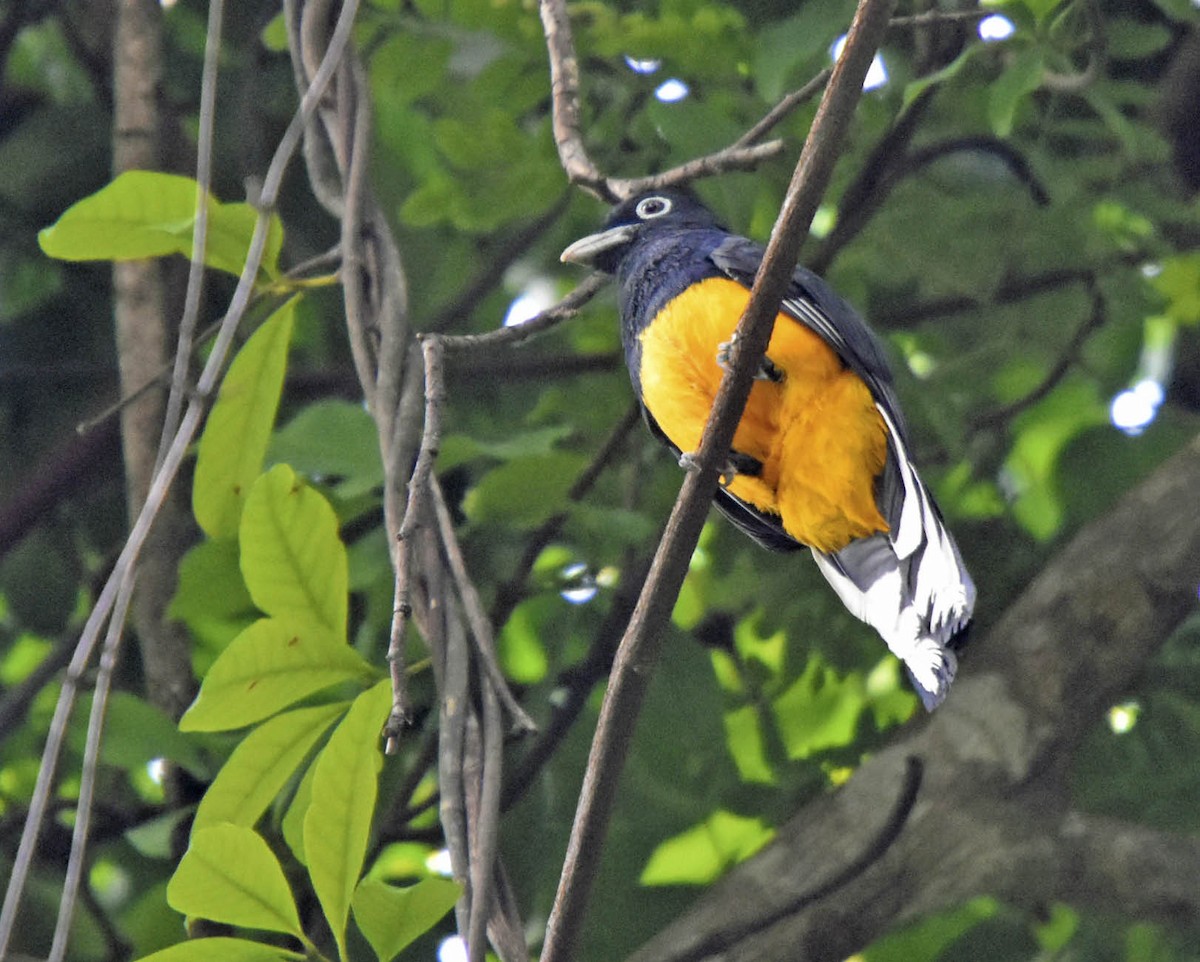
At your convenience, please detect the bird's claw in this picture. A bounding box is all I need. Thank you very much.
[716,336,783,382]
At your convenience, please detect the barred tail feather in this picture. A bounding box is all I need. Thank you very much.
[811,406,975,711]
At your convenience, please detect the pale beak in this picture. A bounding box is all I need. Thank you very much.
[559,223,638,266]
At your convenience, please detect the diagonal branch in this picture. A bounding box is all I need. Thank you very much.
[538,1,899,959]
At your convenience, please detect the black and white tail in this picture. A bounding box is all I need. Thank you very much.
[812,404,975,710]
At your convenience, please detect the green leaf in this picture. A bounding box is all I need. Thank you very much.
[462,451,587,526]
[770,656,865,760]
[989,46,1044,137]
[901,43,979,108]
[69,691,208,778]
[1151,254,1200,326]
[193,701,348,830]
[721,704,777,785]
[167,825,302,937]
[282,752,318,865]
[38,170,283,279]
[436,424,573,471]
[305,679,392,961]
[179,616,372,732]
[268,399,384,499]
[133,937,302,962]
[193,299,297,540]
[169,539,257,651]
[639,810,774,886]
[240,464,349,634]
[351,877,462,962]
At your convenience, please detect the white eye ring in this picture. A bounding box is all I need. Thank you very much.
[635,196,672,219]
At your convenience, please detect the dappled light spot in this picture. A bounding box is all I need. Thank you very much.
[426,848,454,877]
[438,935,468,962]
[502,278,558,328]
[145,757,167,786]
[978,14,1015,42]
[831,35,888,91]
[1107,700,1141,734]
[624,55,662,75]
[560,562,599,604]
[1109,379,1164,436]
[655,78,690,102]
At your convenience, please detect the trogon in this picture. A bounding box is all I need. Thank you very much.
[561,189,975,710]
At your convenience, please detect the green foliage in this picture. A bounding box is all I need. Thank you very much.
[166,824,305,939]
[134,938,303,962]
[351,877,462,962]
[639,809,774,886]
[193,299,297,540]
[9,0,1200,959]
[37,170,284,280]
[304,680,391,962]
[192,702,347,830]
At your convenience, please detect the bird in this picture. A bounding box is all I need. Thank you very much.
[560,189,975,710]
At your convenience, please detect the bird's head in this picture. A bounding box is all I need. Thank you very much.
[560,188,723,273]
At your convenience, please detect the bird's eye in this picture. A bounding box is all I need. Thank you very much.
[635,196,672,219]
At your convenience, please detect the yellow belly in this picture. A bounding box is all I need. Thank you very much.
[637,277,889,554]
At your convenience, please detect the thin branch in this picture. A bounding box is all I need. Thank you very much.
[968,275,1106,435]
[465,679,507,962]
[430,480,537,735]
[158,0,224,457]
[608,141,786,201]
[384,336,446,751]
[538,1,898,958]
[0,0,362,949]
[439,272,608,354]
[538,0,788,202]
[734,69,832,149]
[49,575,136,962]
[539,0,604,193]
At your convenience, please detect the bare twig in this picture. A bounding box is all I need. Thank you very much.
[608,141,787,200]
[0,0,362,950]
[538,0,788,202]
[431,483,537,735]
[158,0,223,455]
[384,335,446,751]
[538,1,899,958]
[439,272,608,354]
[539,0,604,192]
[969,275,1106,435]
[734,68,832,149]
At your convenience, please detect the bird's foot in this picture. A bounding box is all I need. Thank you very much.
[678,450,763,487]
[716,336,783,382]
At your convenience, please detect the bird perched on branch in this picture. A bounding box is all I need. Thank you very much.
[561,189,975,709]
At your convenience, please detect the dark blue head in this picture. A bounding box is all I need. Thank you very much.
[560,189,725,274]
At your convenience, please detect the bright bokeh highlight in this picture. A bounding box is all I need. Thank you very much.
[1109,378,1164,436]
[830,35,889,90]
[655,78,690,102]
[978,14,1016,42]
[438,936,469,962]
[624,55,662,75]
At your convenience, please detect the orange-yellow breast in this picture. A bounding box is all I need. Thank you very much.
[636,277,889,554]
